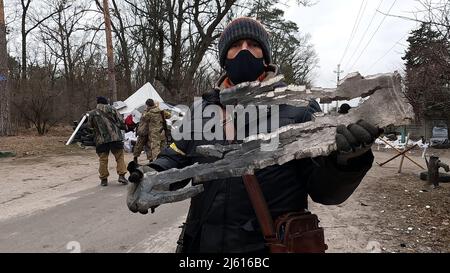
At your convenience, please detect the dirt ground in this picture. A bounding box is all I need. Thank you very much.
[0,127,100,221]
[354,148,450,253]
[311,147,450,253]
[1,129,449,253]
[0,126,85,157]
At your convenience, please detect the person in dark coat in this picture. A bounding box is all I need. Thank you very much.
[127,17,381,253]
[339,103,352,114]
[89,96,128,186]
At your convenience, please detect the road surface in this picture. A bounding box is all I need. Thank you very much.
[0,152,189,253]
[2,147,445,253]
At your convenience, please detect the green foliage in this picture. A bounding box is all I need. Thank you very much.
[403,23,450,119]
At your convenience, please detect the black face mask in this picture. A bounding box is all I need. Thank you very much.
[224,50,265,85]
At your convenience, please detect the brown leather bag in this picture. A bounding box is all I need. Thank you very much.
[242,175,328,253]
[269,211,328,253]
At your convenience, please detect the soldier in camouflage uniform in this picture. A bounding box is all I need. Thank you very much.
[156,102,172,152]
[133,99,171,163]
[133,99,153,163]
[89,96,128,186]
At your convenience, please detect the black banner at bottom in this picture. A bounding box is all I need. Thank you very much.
[0,253,448,272]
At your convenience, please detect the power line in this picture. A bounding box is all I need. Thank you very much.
[344,0,385,70]
[367,33,408,73]
[339,0,367,65]
[348,0,398,73]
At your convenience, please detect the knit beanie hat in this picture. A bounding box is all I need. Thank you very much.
[146,99,155,107]
[96,96,108,105]
[218,17,272,68]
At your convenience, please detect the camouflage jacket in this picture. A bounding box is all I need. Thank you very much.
[136,108,152,136]
[137,105,171,136]
[89,104,126,146]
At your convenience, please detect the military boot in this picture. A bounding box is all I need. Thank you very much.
[101,178,108,187]
[118,175,128,185]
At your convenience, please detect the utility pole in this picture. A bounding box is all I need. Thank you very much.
[0,0,11,136]
[102,0,117,103]
[334,64,344,85]
[333,64,344,113]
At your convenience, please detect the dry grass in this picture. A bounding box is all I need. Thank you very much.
[0,125,89,157]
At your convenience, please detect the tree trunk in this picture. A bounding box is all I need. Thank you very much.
[103,0,117,103]
[123,47,132,96]
[156,28,164,81]
[111,0,132,97]
[147,38,155,83]
[0,0,11,136]
[21,6,27,80]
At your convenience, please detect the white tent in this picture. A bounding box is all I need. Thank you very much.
[114,82,184,124]
[116,82,164,117]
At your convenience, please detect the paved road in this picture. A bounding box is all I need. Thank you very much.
[1,149,434,253]
[0,184,189,253]
[0,153,190,253]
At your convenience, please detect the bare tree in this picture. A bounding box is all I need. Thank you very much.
[19,0,58,80]
[94,0,133,97]
[380,0,449,38]
[34,0,102,121]
[4,0,318,130]
[164,0,236,102]
[100,0,117,102]
[419,0,450,38]
[122,0,236,103]
[75,37,107,112]
[0,0,11,136]
[124,0,165,87]
[386,1,450,120]
[14,62,63,135]
[249,0,318,86]
[39,0,89,94]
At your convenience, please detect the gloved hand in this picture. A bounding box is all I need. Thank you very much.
[126,163,203,215]
[127,161,143,184]
[126,163,160,214]
[335,120,383,165]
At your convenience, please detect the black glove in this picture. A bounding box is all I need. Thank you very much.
[335,120,382,165]
[127,161,143,183]
[126,161,160,214]
[127,160,139,173]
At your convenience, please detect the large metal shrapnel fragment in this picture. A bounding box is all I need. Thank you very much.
[127,72,415,211]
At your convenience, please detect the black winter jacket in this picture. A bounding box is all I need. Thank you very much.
[150,78,374,253]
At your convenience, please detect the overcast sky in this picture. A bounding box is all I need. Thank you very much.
[282,0,425,87]
[4,0,429,89]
